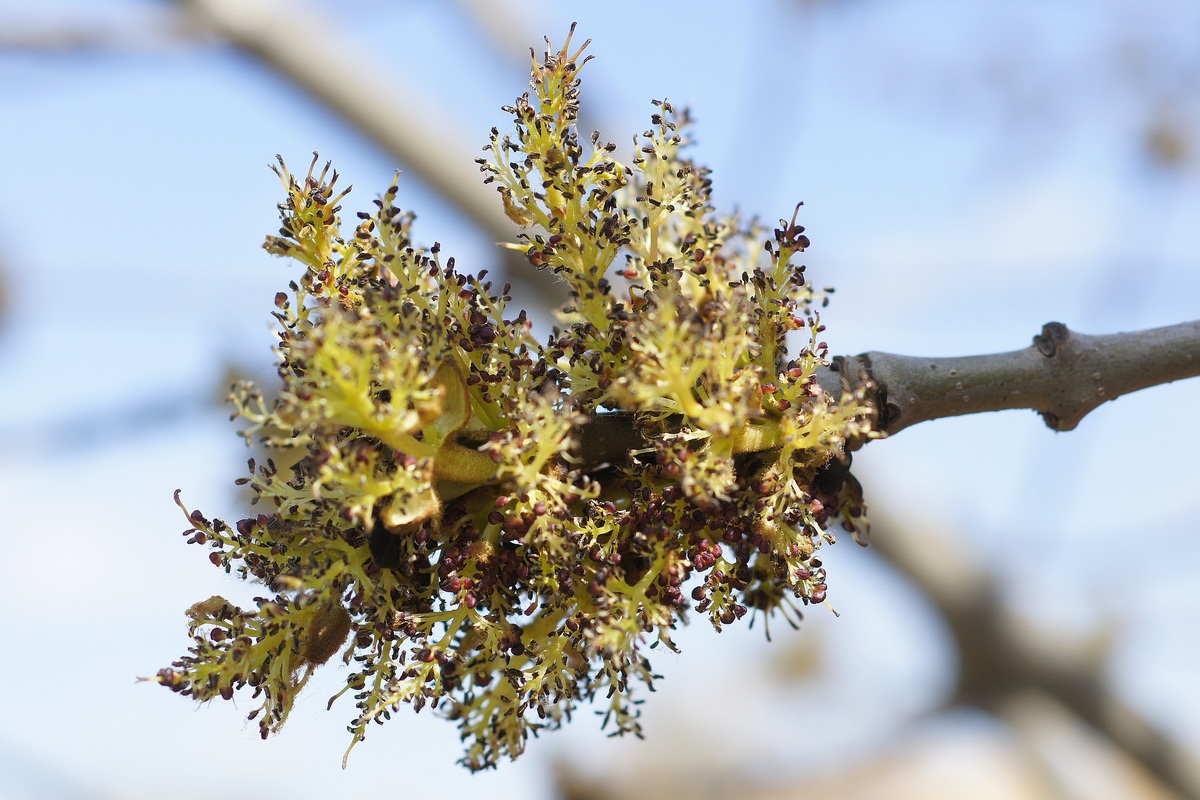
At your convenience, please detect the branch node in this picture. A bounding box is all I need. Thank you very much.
[1033,321,1070,358]
[1039,410,1066,431]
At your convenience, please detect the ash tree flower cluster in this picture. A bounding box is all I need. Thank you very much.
[153,27,875,770]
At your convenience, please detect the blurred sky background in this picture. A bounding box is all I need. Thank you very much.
[2,1,1200,798]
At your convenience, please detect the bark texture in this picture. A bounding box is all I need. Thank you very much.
[823,319,1200,437]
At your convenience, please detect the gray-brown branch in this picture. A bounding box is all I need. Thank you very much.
[826,319,1200,437]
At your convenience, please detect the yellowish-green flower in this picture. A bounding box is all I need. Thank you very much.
[152,24,875,771]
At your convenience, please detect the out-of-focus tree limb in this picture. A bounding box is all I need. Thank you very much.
[451,0,536,66]
[7,1,521,246]
[177,0,518,246]
[0,11,194,52]
[1001,691,1185,800]
[0,257,8,330]
[870,510,1200,800]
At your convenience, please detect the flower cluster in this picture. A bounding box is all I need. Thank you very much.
[152,26,875,770]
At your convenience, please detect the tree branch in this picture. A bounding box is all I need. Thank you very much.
[177,0,517,244]
[827,319,1200,436]
[869,510,1200,799]
[559,319,1200,473]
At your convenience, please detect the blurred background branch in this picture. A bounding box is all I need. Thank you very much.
[0,7,196,52]
[872,510,1200,800]
[176,0,519,246]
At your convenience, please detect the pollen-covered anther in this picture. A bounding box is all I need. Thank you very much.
[302,603,353,666]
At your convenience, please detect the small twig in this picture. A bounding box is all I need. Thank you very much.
[826,319,1200,436]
